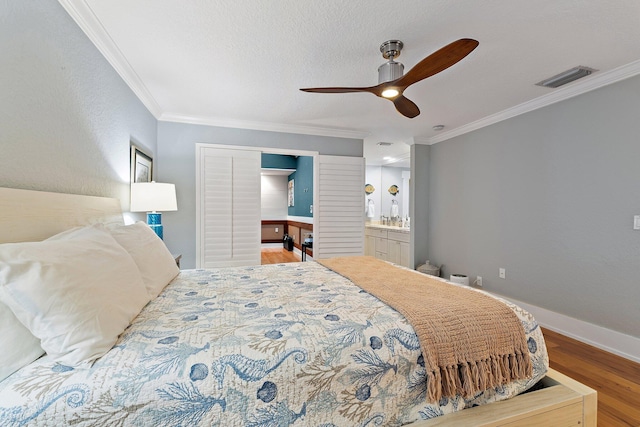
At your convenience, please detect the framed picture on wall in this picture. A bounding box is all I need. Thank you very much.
[131,144,153,183]
[288,179,295,207]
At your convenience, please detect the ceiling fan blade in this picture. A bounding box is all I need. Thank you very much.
[300,39,476,118]
[392,95,420,118]
[300,86,377,94]
[395,38,479,89]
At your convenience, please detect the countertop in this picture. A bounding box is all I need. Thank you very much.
[365,223,410,233]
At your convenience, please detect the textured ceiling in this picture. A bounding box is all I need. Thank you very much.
[60,0,640,167]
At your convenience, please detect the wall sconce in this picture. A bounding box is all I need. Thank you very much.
[130,182,177,239]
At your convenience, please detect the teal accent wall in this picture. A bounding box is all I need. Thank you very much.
[287,156,313,217]
[261,153,297,169]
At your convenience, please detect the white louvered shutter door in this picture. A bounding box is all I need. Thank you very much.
[197,146,261,268]
[314,155,365,259]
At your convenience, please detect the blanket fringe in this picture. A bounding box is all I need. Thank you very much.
[426,351,533,402]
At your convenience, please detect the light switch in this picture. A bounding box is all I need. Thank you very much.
[275,227,278,233]
[634,215,640,230]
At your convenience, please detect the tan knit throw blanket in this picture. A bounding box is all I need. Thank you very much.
[317,256,532,402]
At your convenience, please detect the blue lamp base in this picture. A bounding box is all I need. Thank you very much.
[147,212,163,240]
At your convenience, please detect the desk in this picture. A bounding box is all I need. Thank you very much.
[301,242,312,261]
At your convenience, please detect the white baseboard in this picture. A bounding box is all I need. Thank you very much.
[495,294,640,364]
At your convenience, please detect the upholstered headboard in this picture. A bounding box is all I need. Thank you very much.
[0,187,124,243]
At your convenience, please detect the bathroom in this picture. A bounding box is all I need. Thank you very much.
[364,141,411,267]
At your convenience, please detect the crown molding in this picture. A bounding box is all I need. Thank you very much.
[159,113,369,140]
[427,59,640,145]
[59,1,640,146]
[412,137,430,145]
[60,0,363,140]
[58,1,367,141]
[58,0,163,118]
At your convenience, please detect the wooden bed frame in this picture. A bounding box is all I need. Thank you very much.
[0,187,597,426]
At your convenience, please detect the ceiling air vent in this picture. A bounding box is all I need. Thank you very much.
[536,66,597,88]
[377,142,393,146]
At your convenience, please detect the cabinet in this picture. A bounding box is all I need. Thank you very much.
[387,231,410,267]
[365,227,389,260]
[374,237,388,259]
[365,226,410,268]
[365,234,376,257]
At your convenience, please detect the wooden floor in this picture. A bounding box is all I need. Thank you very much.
[259,250,640,425]
[542,327,640,426]
[261,247,300,265]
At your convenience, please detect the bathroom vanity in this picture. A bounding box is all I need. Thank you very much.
[364,224,411,268]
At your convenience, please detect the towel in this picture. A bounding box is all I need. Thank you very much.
[390,202,399,218]
[366,199,375,218]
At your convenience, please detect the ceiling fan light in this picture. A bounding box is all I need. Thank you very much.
[382,89,399,98]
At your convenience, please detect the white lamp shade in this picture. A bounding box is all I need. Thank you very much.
[130,182,177,212]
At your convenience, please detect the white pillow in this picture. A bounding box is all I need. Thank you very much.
[0,301,44,381]
[107,221,179,298]
[0,224,150,367]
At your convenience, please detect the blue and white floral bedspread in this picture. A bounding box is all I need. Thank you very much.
[0,262,548,426]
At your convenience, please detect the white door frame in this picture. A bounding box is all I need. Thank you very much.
[196,143,319,265]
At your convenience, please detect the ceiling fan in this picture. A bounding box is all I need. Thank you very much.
[300,38,479,119]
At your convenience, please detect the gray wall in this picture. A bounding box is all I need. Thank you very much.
[0,0,157,206]
[156,121,363,268]
[411,144,430,269]
[426,74,640,339]
[8,0,637,342]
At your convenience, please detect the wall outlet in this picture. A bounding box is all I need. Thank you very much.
[476,276,483,287]
[499,268,506,279]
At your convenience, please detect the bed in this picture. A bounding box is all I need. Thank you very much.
[0,187,596,426]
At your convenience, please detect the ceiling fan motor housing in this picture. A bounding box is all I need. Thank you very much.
[378,40,405,84]
[378,61,404,84]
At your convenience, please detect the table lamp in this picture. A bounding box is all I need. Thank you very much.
[130,182,177,239]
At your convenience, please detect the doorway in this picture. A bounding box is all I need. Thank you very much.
[196,144,365,268]
[260,153,313,264]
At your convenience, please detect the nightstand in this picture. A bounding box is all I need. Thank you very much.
[172,254,182,269]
